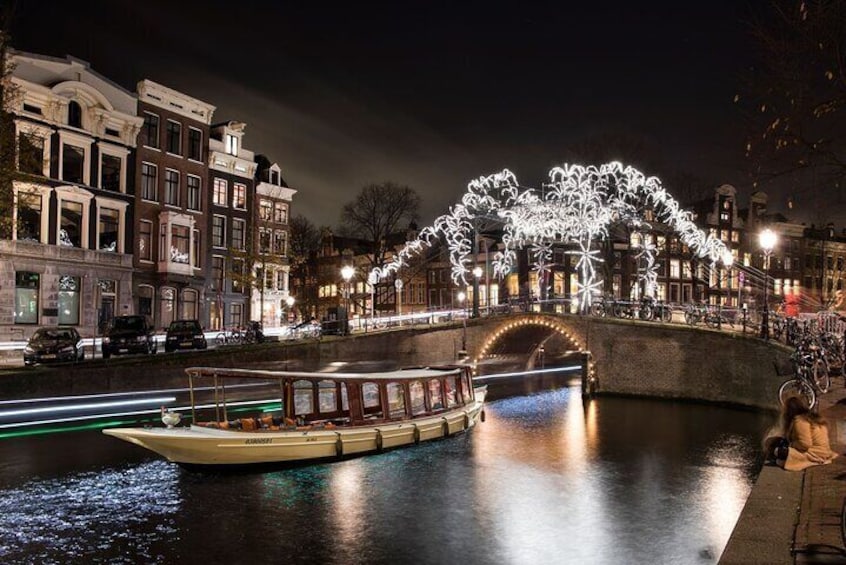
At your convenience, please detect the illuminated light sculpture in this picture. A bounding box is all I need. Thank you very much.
[372,162,731,313]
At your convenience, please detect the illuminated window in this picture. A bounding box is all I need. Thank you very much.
[225,134,238,156]
[213,178,227,206]
[232,182,246,210]
[139,220,152,261]
[387,382,406,418]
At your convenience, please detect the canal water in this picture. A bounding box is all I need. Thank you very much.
[0,386,773,565]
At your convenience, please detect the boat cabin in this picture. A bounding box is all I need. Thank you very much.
[187,366,477,430]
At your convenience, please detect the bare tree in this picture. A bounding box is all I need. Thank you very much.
[288,213,322,318]
[340,181,421,270]
[738,0,846,189]
[0,6,19,238]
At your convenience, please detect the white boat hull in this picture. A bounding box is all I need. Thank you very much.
[103,397,485,467]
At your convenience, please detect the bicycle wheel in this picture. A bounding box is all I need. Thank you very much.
[215,332,226,346]
[660,307,672,323]
[811,359,831,394]
[778,378,816,410]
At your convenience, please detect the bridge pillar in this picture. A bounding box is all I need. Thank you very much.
[580,351,596,398]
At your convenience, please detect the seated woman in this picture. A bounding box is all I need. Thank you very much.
[774,397,838,471]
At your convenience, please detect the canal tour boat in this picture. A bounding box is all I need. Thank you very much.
[103,365,486,468]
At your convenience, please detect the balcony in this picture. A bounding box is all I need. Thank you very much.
[0,239,133,268]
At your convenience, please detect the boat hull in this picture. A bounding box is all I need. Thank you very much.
[103,397,485,467]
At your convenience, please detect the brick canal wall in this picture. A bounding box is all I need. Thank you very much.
[0,315,792,410]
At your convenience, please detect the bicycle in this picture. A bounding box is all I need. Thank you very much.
[778,340,832,409]
[215,327,244,346]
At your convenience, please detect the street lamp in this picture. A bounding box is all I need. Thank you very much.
[285,295,295,324]
[472,266,482,318]
[718,250,733,330]
[367,271,378,332]
[759,229,777,340]
[457,290,467,357]
[394,278,403,326]
[341,265,354,335]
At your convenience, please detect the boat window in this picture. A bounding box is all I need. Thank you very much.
[462,371,473,401]
[362,382,380,409]
[445,376,458,408]
[318,380,337,413]
[409,380,426,415]
[294,379,314,415]
[386,382,406,418]
[341,383,349,411]
[429,379,443,410]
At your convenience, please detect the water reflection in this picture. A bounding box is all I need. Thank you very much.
[0,387,772,565]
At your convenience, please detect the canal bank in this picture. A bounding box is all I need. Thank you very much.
[720,384,846,564]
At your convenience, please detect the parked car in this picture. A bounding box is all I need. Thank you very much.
[164,319,207,352]
[102,315,157,359]
[23,326,85,366]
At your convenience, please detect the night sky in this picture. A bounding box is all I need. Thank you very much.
[11,1,779,228]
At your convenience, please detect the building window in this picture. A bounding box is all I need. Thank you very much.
[62,144,85,184]
[232,182,246,209]
[232,258,244,292]
[186,175,201,211]
[15,272,39,324]
[213,178,227,206]
[17,191,41,242]
[225,134,238,156]
[188,127,202,161]
[142,112,160,148]
[164,169,180,206]
[18,133,44,175]
[182,289,198,320]
[160,287,176,329]
[274,202,288,223]
[99,207,119,252]
[264,269,273,290]
[232,219,245,250]
[259,199,272,220]
[170,224,190,264]
[212,215,225,248]
[59,201,83,247]
[669,259,681,279]
[141,162,157,201]
[211,256,224,291]
[192,228,201,268]
[58,275,80,325]
[67,101,82,128]
[139,220,152,261]
[259,229,271,253]
[276,270,286,292]
[101,154,121,191]
[230,303,243,327]
[274,230,287,255]
[166,120,182,155]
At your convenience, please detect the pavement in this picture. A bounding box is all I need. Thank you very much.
[721,378,846,564]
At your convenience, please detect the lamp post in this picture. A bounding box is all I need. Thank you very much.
[395,278,403,326]
[367,271,377,332]
[285,295,295,325]
[472,266,482,318]
[457,290,467,358]
[718,250,733,330]
[341,265,354,336]
[759,229,777,340]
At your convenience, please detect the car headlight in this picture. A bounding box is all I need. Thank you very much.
[102,337,110,345]
[24,345,34,354]
[136,335,148,343]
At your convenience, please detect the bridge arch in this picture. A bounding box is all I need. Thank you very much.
[473,314,596,383]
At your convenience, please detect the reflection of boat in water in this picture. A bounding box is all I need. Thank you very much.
[103,365,486,468]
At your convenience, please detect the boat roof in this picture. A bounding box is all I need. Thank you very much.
[185,366,465,383]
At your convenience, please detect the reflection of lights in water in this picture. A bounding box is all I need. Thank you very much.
[699,439,754,556]
[330,462,366,552]
[584,397,599,451]
[473,388,611,563]
[0,461,180,562]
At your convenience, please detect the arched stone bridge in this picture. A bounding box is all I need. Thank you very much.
[0,313,791,411]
